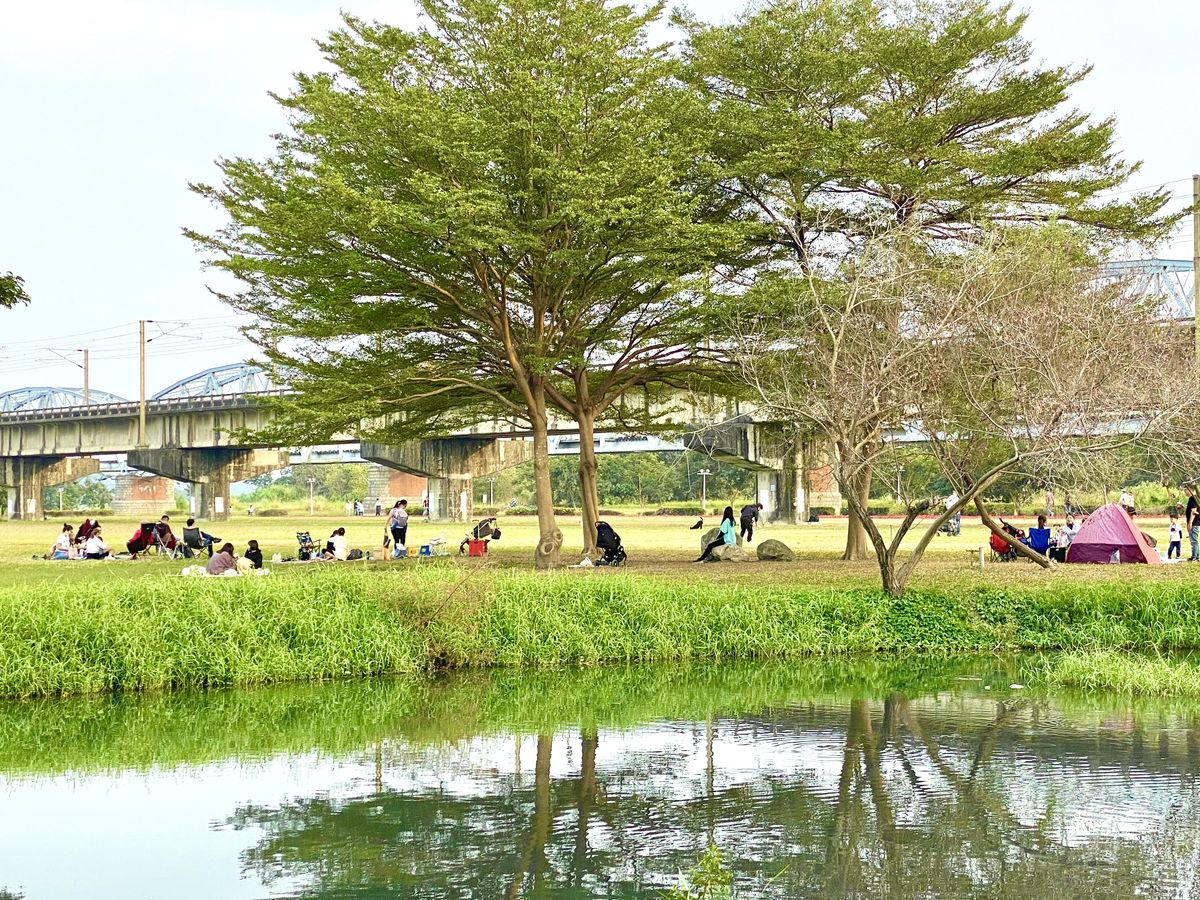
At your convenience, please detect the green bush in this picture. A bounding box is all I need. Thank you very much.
[256,508,289,518]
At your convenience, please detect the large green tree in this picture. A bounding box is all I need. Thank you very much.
[681,0,1183,558]
[189,0,734,565]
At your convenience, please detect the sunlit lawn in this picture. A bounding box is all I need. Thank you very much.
[1,510,1193,592]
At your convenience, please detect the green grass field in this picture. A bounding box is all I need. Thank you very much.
[0,511,1188,592]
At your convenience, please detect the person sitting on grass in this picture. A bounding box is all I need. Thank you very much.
[696,506,737,562]
[244,539,264,569]
[49,524,74,560]
[206,543,238,576]
[324,527,348,561]
[83,526,110,560]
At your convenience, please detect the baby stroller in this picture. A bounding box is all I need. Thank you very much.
[460,517,500,555]
[989,520,1024,562]
[595,521,627,567]
[296,532,317,561]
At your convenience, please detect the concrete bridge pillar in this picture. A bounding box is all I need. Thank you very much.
[127,448,289,521]
[0,456,100,520]
[361,438,532,522]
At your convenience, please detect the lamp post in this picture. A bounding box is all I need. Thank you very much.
[698,468,712,514]
[896,465,905,501]
[308,477,316,516]
[57,487,64,511]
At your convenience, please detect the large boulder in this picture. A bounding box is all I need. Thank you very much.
[700,527,722,553]
[756,539,795,562]
[712,544,751,562]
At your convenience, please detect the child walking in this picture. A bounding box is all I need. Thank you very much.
[1169,513,1183,560]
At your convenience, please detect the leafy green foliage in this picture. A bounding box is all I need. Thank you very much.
[41,477,113,512]
[240,464,370,505]
[0,271,29,308]
[665,846,733,899]
[679,0,1180,264]
[508,451,755,508]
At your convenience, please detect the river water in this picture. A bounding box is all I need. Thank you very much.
[1,656,1198,898]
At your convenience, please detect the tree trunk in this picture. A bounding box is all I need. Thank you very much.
[530,390,563,570]
[843,466,871,561]
[576,409,600,557]
[573,730,598,885]
[975,497,1054,569]
[878,551,906,598]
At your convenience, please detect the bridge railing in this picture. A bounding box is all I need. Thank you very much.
[0,390,293,424]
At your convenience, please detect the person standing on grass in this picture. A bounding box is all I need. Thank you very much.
[697,506,737,562]
[1187,485,1200,562]
[388,499,409,558]
[739,502,763,543]
[1168,513,1183,560]
[375,498,382,516]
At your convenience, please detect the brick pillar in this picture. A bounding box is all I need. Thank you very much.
[112,474,175,518]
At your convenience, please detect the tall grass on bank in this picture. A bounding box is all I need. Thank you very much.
[1044,650,1200,696]
[0,573,424,698]
[11,568,1200,698]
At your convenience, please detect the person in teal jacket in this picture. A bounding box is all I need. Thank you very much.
[696,506,737,562]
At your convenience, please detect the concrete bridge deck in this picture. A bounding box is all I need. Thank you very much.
[0,391,828,523]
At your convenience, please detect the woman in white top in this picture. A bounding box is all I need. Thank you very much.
[49,524,74,560]
[325,527,349,560]
[84,528,110,559]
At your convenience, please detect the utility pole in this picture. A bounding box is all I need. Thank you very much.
[57,486,64,511]
[78,348,89,405]
[698,468,712,514]
[1193,174,1199,358]
[896,465,905,501]
[308,477,316,515]
[138,319,147,447]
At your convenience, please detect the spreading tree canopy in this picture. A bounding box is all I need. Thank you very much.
[730,227,1200,596]
[680,0,1184,555]
[189,0,737,564]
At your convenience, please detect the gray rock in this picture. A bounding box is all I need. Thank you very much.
[756,539,795,562]
[713,544,751,562]
[700,527,722,554]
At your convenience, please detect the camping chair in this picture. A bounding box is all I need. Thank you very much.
[126,523,155,557]
[182,526,217,559]
[1026,527,1051,556]
[988,520,1023,562]
[154,524,181,559]
[296,532,317,561]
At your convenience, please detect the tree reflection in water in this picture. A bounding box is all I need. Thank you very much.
[222,664,1200,898]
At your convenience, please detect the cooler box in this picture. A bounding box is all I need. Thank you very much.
[467,539,488,557]
[419,545,433,557]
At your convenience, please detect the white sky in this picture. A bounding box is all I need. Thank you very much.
[1,0,1197,398]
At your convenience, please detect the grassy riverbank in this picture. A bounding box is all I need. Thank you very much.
[1044,650,1200,696]
[7,567,1200,698]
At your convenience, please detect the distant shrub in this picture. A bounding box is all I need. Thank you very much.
[653,506,702,516]
[256,509,288,518]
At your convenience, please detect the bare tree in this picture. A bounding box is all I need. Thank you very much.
[730,227,1200,596]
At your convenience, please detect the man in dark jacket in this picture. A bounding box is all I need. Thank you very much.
[740,502,764,543]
